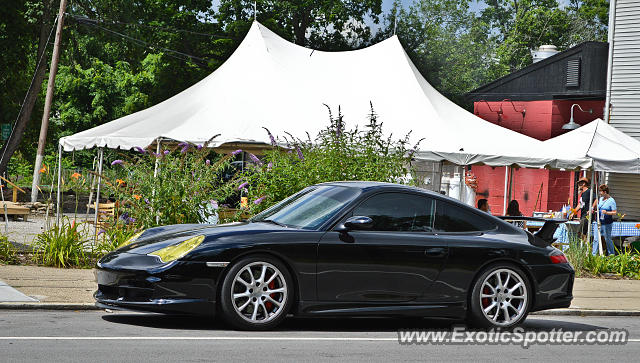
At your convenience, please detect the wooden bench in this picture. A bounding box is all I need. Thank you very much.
[87,202,116,229]
[1,202,30,221]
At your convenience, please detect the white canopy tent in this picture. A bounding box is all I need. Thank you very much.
[542,119,640,255]
[59,21,565,168]
[543,119,640,173]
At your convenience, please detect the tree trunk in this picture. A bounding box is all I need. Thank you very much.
[0,0,54,177]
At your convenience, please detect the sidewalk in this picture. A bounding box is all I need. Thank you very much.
[0,265,639,314]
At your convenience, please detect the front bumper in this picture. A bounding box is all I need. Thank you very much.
[94,257,223,316]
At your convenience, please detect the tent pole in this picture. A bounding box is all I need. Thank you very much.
[459,165,464,201]
[94,148,103,242]
[55,143,62,226]
[153,139,161,178]
[595,171,604,256]
[587,169,596,255]
[503,166,508,215]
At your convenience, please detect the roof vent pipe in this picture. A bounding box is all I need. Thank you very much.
[531,45,559,63]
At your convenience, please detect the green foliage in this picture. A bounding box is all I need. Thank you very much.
[104,144,237,229]
[32,217,90,268]
[0,234,19,265]
[217,0,382,48]
[94,219,139,257]
[565,241,640,279]
[241,106,416,215]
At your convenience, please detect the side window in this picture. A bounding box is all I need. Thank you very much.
[434,200,495,232]
[352,193,434,232]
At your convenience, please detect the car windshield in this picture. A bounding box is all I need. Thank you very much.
[251,185,361,230]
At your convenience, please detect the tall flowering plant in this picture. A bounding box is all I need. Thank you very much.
[241,105,418,215]
[104,142,237,229]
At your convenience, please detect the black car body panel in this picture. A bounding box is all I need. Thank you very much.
[95,181,573,319]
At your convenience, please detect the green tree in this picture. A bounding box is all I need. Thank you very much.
[216,0,383,49]
[375,0,496,105]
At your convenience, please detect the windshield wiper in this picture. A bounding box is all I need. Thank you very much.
[260,219,288,228]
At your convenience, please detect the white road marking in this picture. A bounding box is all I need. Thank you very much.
[0,336,397,341]
[0,337,638,342]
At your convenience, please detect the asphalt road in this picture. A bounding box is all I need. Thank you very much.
[1,311,639,362]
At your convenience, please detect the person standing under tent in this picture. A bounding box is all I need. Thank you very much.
[572,177,592,241]
[593,184,617,256]
[506,200,526,229]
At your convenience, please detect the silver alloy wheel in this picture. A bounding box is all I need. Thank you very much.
[479,268,528,326]
[231,261,288,324]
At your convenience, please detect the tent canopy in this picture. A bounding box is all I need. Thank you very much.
[60,21,568,168]
[543,119,640,173]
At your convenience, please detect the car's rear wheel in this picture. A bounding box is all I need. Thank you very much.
[219,255,293,330]
[468,264,531,328]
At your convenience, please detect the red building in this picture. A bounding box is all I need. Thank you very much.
[466,43,608,216]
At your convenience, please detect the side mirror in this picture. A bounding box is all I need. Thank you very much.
[335,216,373,232]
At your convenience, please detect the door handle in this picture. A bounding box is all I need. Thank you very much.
[425,247,447,258]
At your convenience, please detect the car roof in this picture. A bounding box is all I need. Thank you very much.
[318,181,438,195]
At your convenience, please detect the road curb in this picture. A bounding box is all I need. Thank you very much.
[532,309,640,316]
[0,303,99,310]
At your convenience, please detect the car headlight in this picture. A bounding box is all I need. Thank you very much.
[118,230,145,248]
[148,235,205,263]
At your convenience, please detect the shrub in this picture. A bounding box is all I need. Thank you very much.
[32,217,90,268]
[565,240,640,279]
[0,235,19,265]
[241,106,418,215]
[104,143,238,229]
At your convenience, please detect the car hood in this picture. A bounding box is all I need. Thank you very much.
[114,221,291,255]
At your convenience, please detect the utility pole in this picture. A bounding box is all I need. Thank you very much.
[31,0,67,202]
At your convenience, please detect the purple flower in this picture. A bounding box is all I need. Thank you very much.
[144,198,150,204]
[254,196,266,205]
[237,182,249,190]
[231,149,242,156]
[163,150,170,155]
[196,144,203,150]
[205,159,210,165]
[248,152,263,166]
[210,200,218,209]
[191,171,195,178]
[111,160,124,166]
[181,145,190,153]
[151,152,160,158]
[177,142,188,147]
[263,127,277,147]
[267,162,273,171]
[134,146,146,154]
[296,147,304,161]
[98,229,105,236]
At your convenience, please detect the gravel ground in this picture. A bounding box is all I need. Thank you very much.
[1,213,98,247]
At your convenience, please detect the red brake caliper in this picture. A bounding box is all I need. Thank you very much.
[264,280,276,311]
[482,287,490,308]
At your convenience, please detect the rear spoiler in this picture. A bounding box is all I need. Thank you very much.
[497,216,564,247]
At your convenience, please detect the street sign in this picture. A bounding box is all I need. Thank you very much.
[1,124,11,141]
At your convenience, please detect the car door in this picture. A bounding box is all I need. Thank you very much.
[428,199,502,304]
[316,192,448,303]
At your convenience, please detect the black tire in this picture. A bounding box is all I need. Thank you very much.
[468,263,531,329]
[219,255,294,330]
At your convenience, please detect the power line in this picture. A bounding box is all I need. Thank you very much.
[69,16,215,67]
[66,14,237,40]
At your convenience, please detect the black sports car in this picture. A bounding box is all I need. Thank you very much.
[95,181,574,330]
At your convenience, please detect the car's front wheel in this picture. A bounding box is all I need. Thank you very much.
[468,264,531,328]
[219,255,293,330]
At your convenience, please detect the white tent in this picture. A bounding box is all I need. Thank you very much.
[543,119,640,173]
[59,21,563,168]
